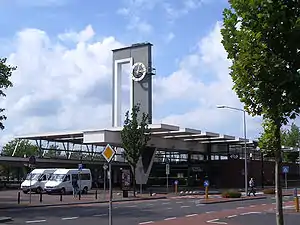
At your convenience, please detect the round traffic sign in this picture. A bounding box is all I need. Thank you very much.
[204,180,210,187]
[174,180,178,185]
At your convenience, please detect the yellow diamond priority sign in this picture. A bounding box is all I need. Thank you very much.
[102,144,116,163]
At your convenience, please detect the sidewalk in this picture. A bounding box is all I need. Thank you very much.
[0,190,166,210]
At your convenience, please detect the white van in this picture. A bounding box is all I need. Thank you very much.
[21,168,58,194]
[44,168,92,195]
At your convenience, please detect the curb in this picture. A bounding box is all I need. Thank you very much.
[200,196,267,204]
[0,217,13,223]
[0,196,167,210]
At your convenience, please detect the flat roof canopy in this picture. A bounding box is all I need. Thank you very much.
[15,123,257,152]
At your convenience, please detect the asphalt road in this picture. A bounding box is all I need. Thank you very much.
[1,197,283,225]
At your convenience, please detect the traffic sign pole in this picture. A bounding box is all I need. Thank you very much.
[78,164,82,195]
[28,156,36,204]
[166,163,169,193]
[285,173,288,190]
[108,162,112,225]
[29,167,32,204]
[103,164,108,200]
[102,144,116,225]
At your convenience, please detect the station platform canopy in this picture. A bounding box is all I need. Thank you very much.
[16,124,256,151]
[16,123,257,152]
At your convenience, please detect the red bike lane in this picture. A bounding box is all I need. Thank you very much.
[144,201,295,225]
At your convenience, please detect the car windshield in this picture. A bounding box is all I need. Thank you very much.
[49,174,65,181]
[25,173,40,181]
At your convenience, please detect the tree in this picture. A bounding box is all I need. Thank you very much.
[2,139,39,157]
[120,104,151,196]
[0,58,16,130]
[221,1,300,224]
[281,123,300,163]
[259,119,278,158]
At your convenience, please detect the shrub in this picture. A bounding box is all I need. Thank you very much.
[263,188,275,195]
[221,190,242,198]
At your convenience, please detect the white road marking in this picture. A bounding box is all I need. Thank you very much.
[181,205,190,208]
[164,217,177,221]
[272,203,276,205]
[126,205,137,208]
[186,214,197,217]
[196,204,205,207]
[283,206,294,209]
[166,207,173,210]
[206,211,215,214]
[147,204,154,206]
[262,204,267,206]
[240,212,262,216]
[162,202,170,205]
[61,217,78,220]
[227,215,237,218]
[176,201,183,204]
[250,205,256,207]
[93,214,107,217]
[206,219,228,224]
[26,220,46,223]
[139,221,154,224]
[114,206,119,209]
[237,207,244,209]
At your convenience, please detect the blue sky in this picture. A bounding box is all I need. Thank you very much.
[0,0,227,75]
[0,0,265,147]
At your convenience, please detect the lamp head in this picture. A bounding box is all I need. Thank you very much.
[216,105,226,109]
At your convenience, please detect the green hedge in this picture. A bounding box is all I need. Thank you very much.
[221,190,242,198]
[263,188,275,195]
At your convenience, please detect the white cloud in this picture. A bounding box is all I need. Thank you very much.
[126,16,153,34]
[0,21,262,147]
[163,0,206,21]
[153,21,262,137]
[116,0,158,34]
[165,32,175,43]
[58,25,95,43]
[117,0,214,36]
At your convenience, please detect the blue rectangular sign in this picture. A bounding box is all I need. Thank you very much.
[282,166,289,174]
[78,163,83,171]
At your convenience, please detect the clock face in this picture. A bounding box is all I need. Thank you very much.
[131,62,147,81]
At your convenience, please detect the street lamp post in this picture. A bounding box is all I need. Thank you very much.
[217,105,248,195]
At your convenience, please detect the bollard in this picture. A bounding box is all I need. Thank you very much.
[205,186,209,200]
[95,190,98,199]
[175,184,178,194]
[79,191,81,200]
[39,192,42,203]
[60,193,62,202]
[17,192,20,204]
[149,189,152,197]
[294,188,299,212]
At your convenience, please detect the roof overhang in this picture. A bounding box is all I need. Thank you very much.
[15,123,257,152]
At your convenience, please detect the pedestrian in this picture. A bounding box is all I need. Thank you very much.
[72,176,79,198]
[248,178,256,196]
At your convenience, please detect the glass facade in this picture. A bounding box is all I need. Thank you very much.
[148,143,261,187]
